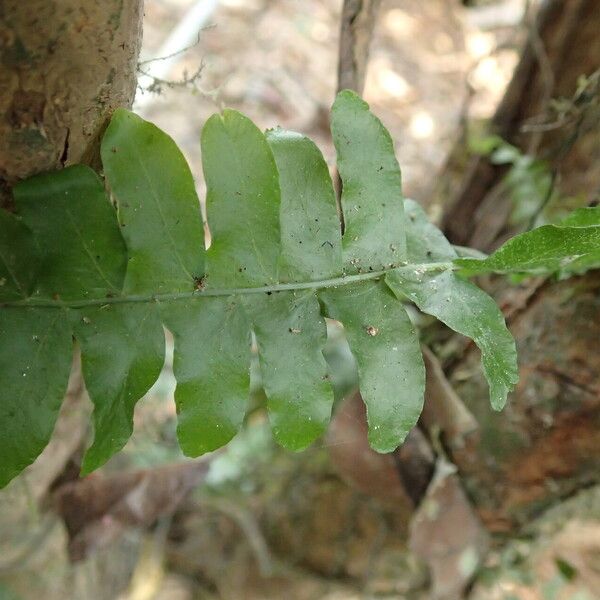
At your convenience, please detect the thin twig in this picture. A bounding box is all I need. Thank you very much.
[135,0,221,111]
[523,0,555,154]
[137,63,207,96]
[138,32,208,67]
[526,168,557,230]
[337,0,382,94]
[198,496,273,577]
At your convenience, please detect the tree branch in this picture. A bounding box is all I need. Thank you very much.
[337,0,382,94]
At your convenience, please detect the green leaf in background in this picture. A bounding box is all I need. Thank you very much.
[0,211,39,301]
[559,206,600,227]
[389,199,518,410]
[101,109,205,294]
[162,297,251,456]
[266,128,342,281]
[71,303,165,474]
[320,281,425,452]
[469,135,555,227]
[245,290,333,450]
[201,110,281,287]
[0,308,72,488]
[331,90,406,272]
[13,165,126,300]
[455,220,600,276]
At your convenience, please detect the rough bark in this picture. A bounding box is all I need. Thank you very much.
[0,0,143,207]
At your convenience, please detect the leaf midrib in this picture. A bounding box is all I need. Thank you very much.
[2,261,454,309]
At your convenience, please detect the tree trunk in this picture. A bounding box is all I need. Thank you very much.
[0,0,143,207]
